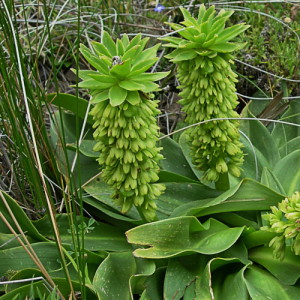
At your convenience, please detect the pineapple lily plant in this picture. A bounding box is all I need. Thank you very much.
[77,32,169,221]
[162,5,249,188]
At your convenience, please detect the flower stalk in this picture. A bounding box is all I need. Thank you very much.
[77,32,169,221]
[162,5,249,188]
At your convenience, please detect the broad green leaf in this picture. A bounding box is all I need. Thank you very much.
[132,44,160,67]
[273,149,300,195]
[126,217,244,259]
[121,34,130,48]
[122,45,141,62]
[0,243,68,277]
[126,33,142,50]
[249,246,300,285]
[83,178,141,222]
[110,60,131,79]
[159,136,198,180]
[116,38,125,56]
[158,170,197,183]
[80,44,109,74]
[139,268,166,300]
[240,119,281,169]
[160,36,183,45]
[171,178,284,218]
[165,23,195,41]
[34,214,131,252]
[102,31,117,56]
[279,136,300,158]
[209,42,246,53]
[215,23,249,44]
[91,89,109,104]
[45,93,93,124]
[0,234,35,250]
[214,265,249,300]
[88,74,116,83]
[92,40,111,57]
[245,266,300,300]
[138,81,159,93]
[93,252,136,300]
[119,80,145,91]
[129,71,169,82]
[130,58,158,75]
[78,79,113,90]
[261,167,286,194]
[183,280,196,300]
[126,90,141,105]
[244,230,276,249]
[76,69,100,80]
[171,50,197,62]
[195,257,242,300]
[164,255,204,300]
[180,7,199,27]
[202,5,216,23]
[129,258,156,298]
[0,191,46,241]
[109,85,127,106]
[271,100,300,147]
[2,270,96,299]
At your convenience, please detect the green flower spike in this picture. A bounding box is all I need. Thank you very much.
[262,191,300,260]
[77,32,169,221]
[161,5,249,186]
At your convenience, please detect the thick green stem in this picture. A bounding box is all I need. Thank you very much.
[215,172,230,191]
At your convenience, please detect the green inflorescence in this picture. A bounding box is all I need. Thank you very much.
[77,32,169,221]
[162,5,249,183]
[262,191,300,260]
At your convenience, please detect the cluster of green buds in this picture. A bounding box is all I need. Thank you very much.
[77,32,169,221]
[262,191,300,260]
[161,5,249,183]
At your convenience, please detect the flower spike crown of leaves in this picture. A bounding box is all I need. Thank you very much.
[161,5,250,182]
[76,32,169,221]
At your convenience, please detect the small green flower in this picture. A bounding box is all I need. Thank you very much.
[161,5,249,182]
[262,191,300,259]
[77,32,169,221]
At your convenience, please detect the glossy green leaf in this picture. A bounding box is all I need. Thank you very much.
[109,85,127,106]
[91,90,109,104]
[195,257,242,300]
[88,74,116,83]
[109,60,131,78]
[171,50,197,62]
[272,100,300,147]
[279,136,300,158]
[138,81,159,93]
[126,217,244,259]
[78,79,113,90]
[116,38,125,56]
[102,31,117,56]
[164,255,204,300]
[245,266,300,300]
[80,44,109,74]
[273,149,300,195]
[0,233,35,250]
[209,42,245,53]
[126,90,140,105]
[91,40,111,57]
[0,191,46,241]
[119,80,145,91]
[240,119,280,169]
[249,246,300,285]
[215,23,249,44]
[34,214,131,252]
[129,71,169,82]
[93,252,136,300]
[0,243,67,277]
[45,93,93,124]
[130,58,157,75]
[261,167,286,194]
[171,179,284,218]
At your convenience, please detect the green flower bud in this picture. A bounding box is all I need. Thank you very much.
[262,191,300,259]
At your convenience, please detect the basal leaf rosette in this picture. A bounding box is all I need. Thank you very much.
[161,5,249,182]
[262,191,300,260]
[77,32,169,221]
